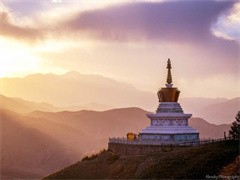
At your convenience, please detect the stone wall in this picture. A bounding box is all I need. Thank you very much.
[108,142,184,156]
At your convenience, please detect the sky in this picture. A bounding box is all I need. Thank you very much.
[0,0,239,98]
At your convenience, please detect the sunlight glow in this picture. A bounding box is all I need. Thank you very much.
[0,38,41,78]
[0,36,96,78]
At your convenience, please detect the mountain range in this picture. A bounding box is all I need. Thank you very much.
[0,72,238,124]
[180,97,240,124]
[0,72,156,110]
[195,98,240,124]
[0,71,238,179]
[0,94,234,178]
[28,108,231,140]
[0,94,61,114]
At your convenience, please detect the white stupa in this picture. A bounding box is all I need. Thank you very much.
[139,59,199,142]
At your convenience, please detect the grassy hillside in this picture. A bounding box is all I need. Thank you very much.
[45,140,239,179]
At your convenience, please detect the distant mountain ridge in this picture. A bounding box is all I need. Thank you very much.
[0,94,61,114]
[1,109,77,179]
[179,97,228,112]
[0,72,238,124]
[189,118,230,138]
[0,94,113,113]
[29,107,230,139]
[0,72,156,110]
[180,97,239,124]
[198,97,240,124]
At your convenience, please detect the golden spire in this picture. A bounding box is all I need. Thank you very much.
[157,58,180,102]
[166,58,172,84]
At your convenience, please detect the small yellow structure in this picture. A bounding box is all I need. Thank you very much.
[127,132,134,140]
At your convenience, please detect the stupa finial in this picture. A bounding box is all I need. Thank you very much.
[166,58,173,87]
[157,58,180,102]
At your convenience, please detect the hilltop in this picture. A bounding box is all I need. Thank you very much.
[45,140,239,179]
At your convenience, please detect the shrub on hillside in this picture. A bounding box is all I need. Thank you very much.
[229,111,240,140]
[82,154,99,161]
[82,149,107,162]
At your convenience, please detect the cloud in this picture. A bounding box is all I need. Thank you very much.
[211,2,240,42]
[0,3,43,42]
[1,1,238,44]
[64,0,236,43]
[57,0,238,79]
